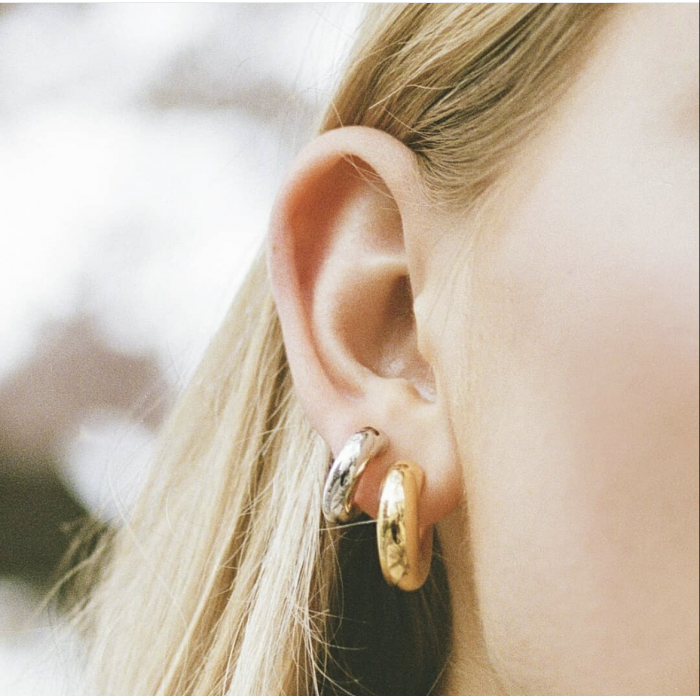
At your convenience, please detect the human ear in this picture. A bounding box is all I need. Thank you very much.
[266,126,461,528]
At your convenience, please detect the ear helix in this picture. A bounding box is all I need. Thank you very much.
[322,427,433,592]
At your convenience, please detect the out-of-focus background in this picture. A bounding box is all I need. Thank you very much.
[0,4,364,693]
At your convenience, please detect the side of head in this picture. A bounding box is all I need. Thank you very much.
[77,5,699,696]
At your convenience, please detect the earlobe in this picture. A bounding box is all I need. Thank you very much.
[266,126,463,529]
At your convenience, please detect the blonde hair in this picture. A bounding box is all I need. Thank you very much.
[71,5,616,695]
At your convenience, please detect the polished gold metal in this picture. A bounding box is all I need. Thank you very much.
[322,427,388,524]
[376,460,433,592]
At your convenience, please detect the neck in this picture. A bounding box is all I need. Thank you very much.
[436,505,510,696]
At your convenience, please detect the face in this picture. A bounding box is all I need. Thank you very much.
[435,5,699,694]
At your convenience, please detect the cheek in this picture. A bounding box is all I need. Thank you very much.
[447,151,699,692]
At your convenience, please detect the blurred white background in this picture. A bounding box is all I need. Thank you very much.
[0,4,364,693]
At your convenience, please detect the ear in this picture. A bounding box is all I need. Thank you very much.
[266,126,462,528]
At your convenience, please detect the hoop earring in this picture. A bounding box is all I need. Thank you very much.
[322,427,388,524]
[377,460,433,592]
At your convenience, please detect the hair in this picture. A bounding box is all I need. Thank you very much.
[67,5,617,696]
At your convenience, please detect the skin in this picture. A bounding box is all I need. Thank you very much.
[268,4,698,695]
[435,5,699,694]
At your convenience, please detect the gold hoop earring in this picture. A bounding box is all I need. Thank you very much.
[322,427,388,524]
[377,460,433,592]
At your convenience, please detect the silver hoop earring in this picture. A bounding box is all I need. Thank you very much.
[322,427,388,524]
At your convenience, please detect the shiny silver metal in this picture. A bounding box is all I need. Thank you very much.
[322,427,388,524]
